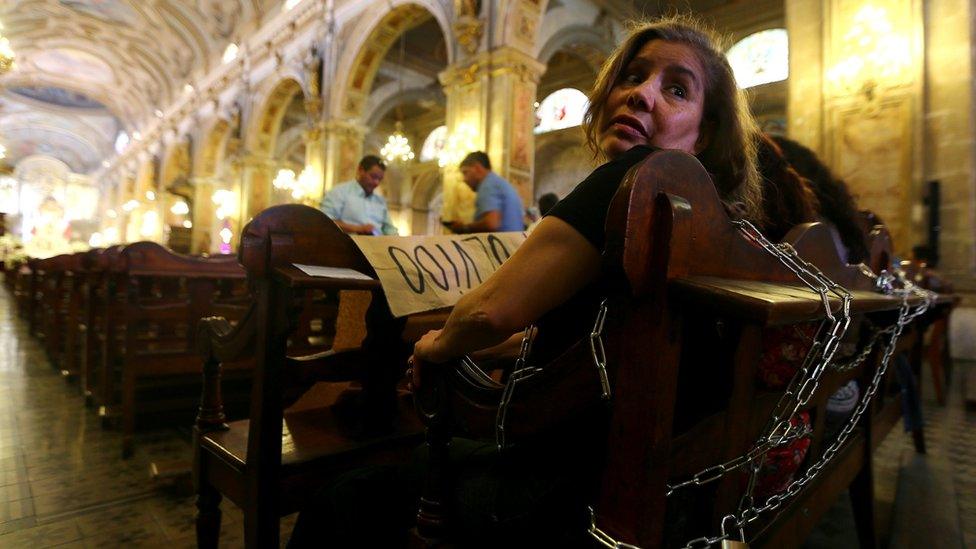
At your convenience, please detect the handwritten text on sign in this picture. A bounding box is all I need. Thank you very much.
[351,232,526,317]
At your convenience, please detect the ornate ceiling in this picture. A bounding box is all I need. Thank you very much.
[0,0,280,173]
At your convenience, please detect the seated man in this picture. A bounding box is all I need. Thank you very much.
[447,152,525,233]
[320,155,399,235]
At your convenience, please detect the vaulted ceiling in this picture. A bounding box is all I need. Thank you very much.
[0,0,279,173]
[0,0,783,175]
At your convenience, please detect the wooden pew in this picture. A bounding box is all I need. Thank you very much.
[413,150,941,548]
[92,245,128,418]
[98,242,252,457]
[58,252,88,380]
[34,253,76,368]
[13,259,35,322]
[194,204,444,548]
[79,246,117,405]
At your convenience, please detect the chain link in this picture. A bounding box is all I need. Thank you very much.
[667,220,853,498]
[684,226,936,545]
[496,298,615,450]
[588,219,936,549]
[591,299,613,399]
[587,507,648,549]
[495,325,540,450]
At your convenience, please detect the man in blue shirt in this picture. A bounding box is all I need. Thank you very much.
[320,155,398,235]
[448,151,525,233]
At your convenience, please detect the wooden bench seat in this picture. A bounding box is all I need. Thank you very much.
[200,389,421,478]
[91,241,253,456]
[194,204,446,548]
[413,150,938,548]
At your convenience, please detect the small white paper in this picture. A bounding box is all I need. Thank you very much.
[292,263,374,281]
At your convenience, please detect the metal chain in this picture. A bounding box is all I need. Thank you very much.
[495,325,540,450]
[829,324,895,372]
[667,220,852,496]
[682,227,934,546]
[587,217,936,549]
[591,299,612,399]
[588,507,643,549]
[728,283,932,539]
[496,297,615,450]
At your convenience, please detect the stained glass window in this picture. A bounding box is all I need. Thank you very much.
[534,88,588,134]
[727,29,789,89]
[420,125,448,163]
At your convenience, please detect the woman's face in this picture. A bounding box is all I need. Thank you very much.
[599,40,708,159]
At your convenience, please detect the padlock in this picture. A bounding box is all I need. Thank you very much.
[719,515,749,549]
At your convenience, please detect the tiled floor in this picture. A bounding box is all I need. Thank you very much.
[0,285,972,548]
[0,290,296,548]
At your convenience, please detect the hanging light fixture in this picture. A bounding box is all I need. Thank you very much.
[380,30,414,163]
[273,168,296,192]
[0,22,14,76]
[381,121,415,163]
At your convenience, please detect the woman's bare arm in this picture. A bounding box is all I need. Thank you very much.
[412,216,601,365]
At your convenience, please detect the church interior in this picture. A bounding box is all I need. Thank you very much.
[0,0,974,547]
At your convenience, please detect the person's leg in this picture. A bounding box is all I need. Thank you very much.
[287,464,415,548]
[895,352,926,452]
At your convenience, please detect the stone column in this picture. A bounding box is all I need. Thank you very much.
[788,0,924,257]
[239,153,275,222]
[785,0,826,156]
[322,119,366,194]
[439,46,545,222]
[923,0,975,292]
[190,176,218,254]
[303,125,326,206]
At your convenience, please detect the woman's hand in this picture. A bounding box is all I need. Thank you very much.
[408,329,448,390]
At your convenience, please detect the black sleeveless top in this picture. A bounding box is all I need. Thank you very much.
[530,145,656,365]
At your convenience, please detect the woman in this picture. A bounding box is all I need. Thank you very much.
[412,14,762,376]
[290,14,763,547]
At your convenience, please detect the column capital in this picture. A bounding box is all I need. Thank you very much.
[237,153,276,170]
[439,46,546,89]
[323,119,368,139]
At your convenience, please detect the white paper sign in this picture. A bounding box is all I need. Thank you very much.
[293,264,374,281]
[351,232,526,317]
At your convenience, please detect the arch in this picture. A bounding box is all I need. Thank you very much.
[194,118,231,178]
[410,167,443,210]
[333,1,453,120]
[159,139,192,190]
[536,24,611,71]
[532,127,591,201]
[245,77,306,157]
[364,86,446,128]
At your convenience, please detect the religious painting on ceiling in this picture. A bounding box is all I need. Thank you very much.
[59,0,141,25]
[9,87,105,109]
[32,48,115,84]
[727,28,789,89]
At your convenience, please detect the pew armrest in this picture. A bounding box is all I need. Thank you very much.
[197,307,257,363]
[285,349,367,382]
[196,307,257,432]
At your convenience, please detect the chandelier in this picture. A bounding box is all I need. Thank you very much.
[380,31,414,164]
[0,25,14,76]
[381,121,415,163]
[273,167,315,200]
